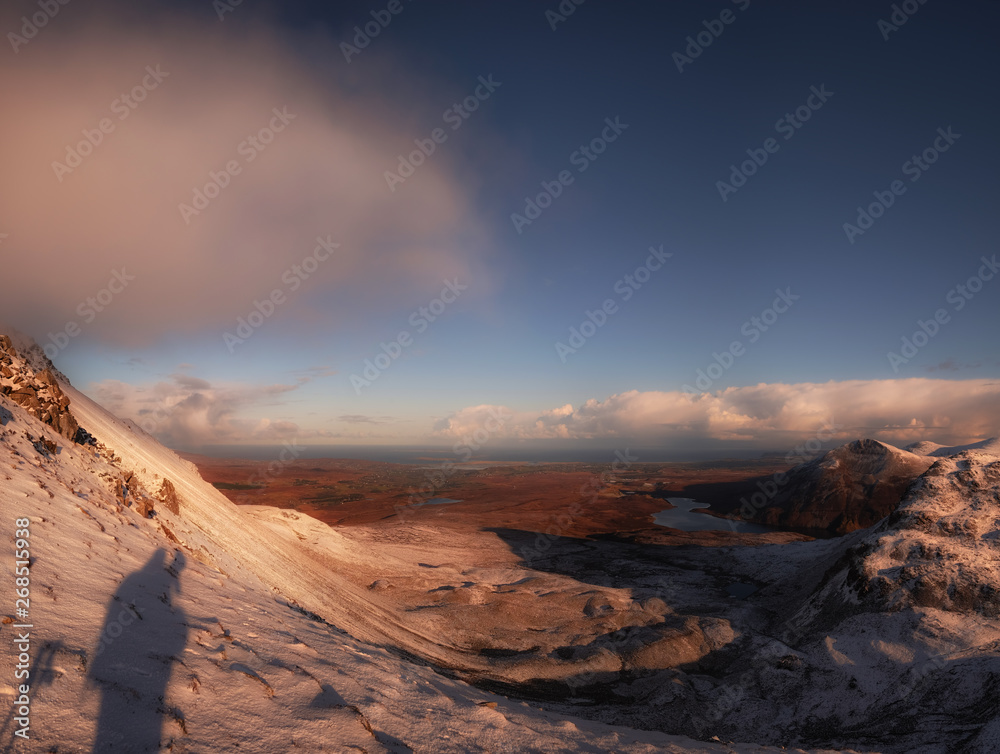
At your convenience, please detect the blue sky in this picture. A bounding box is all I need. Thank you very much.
[2,0,998,453]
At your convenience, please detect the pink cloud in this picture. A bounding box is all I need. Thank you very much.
[0,11,493,348]
[430,380,1000,448]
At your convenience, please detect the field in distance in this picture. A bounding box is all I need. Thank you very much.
[183,454,809,546]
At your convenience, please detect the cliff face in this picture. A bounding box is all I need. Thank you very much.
[758,439,935,534]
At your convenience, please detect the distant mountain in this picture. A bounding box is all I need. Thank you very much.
[754,438,936,535]
[906,437,1000,457]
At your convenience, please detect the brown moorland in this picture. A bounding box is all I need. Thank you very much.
[181,453,811,547]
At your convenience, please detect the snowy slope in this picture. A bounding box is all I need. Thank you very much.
[688,450,1000,752]
[1,336,832,752]
[906,437,1000,458]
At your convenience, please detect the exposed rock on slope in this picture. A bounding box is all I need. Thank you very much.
[754,439,935,535]
[0,334,78,439]
[804,450,1000,623]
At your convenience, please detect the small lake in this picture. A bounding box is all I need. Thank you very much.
[417,497,464,506]
[653,497,772,534]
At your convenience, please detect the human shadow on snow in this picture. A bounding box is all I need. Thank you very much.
[90,548,188,753]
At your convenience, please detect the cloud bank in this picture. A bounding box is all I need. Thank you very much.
[88,376,304,448]
[87,377,998,450]
[431,380,1000,448]
[0,9,491,348]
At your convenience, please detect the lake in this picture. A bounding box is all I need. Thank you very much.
[653,497,773,533]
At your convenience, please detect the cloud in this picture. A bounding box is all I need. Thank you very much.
[294,366,339,381]
[87,375,304,447]
[925,360,981,373]
[430,380,1000,448]
[170,373,212,391]
[0,7,493,348]
[337,414,398,425]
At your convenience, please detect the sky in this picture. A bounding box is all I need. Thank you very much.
[1,0,998,457]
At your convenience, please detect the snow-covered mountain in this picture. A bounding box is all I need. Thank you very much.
[718,446,1000,752]
[906,437,1000,457]
[753,439,937,535]
[2,334,828,752]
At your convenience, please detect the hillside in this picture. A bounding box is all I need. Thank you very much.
[1,334,829,752]
[715,448,1000,751]
[4,332,998,752]
[753,439,936,535]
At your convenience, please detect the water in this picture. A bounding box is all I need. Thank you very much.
[725,582,759,599]
[416,497,463,507]
[652,497,773,533]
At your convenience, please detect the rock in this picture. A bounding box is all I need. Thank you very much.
[9,390,42,412]
[27,432,58,456]
[0,336,81,440]
[156,478,180,515]
[74,427,98,446]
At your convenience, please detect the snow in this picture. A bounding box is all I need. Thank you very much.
[905,437,1000,457]
[1,340,835,752]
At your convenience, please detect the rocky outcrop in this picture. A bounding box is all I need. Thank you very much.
[834,451,1000,618]
[0,333,80,440]
[156,478,181,515]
